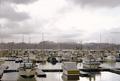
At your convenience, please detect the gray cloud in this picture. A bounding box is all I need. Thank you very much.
[0,0,38,21]
[59,32,83,39]
[0,0,38,4]
[68,0,120,7]
[105,27,120,43]
[0,20,38,43]
[0,33,12,38]
[2,22,36,35]
[87,27,120,43]
[0,24,12,38]
[0,4,29,21]
[51,30,83,42]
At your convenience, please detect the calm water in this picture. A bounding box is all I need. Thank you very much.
[1,61,120,81]
[2,72,120,81]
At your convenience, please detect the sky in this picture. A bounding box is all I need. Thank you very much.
[0,0,120,43]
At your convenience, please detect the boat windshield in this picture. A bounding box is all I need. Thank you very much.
[20,63,33,68]
[25,63,33,68]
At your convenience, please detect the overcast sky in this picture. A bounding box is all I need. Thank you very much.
[0,0,120,43]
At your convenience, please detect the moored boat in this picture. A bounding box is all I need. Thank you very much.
[82,54,100,69]
[18,62,36,78]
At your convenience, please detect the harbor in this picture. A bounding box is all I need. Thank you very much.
[1,50,120,81]
[0,45,120,81]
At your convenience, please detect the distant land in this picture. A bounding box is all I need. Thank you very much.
[0,41,120,50]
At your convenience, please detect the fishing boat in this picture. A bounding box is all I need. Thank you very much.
[18,51,36,78]
[105,55,116,62]
[82,54,100,69]
[18,60,36,78]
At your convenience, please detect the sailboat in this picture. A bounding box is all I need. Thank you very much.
[18,35,36,78]
[35,33,47,63]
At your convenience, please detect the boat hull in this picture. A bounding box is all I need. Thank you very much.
[83,63,100,69]
[19,68,36,78]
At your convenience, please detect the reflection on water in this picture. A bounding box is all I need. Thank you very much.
[2,61,120,70]
[17,76,36,81]
[37,62,62,69]
[2,72,120,81]
[1,61,120,81]
[37,62,120,69]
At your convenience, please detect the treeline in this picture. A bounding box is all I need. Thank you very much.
[0,41,120,50]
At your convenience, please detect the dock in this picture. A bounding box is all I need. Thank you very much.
[109,69,120,75]
[36,69,46,77]
[1,68,120,77]
[0,65,9,79]
[1,72,19,81]
[0,70,4,78]
[4,69,18,73]
[42,69,62,72]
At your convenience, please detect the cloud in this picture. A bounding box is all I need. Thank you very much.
[0,20,38,42]
[104,27,120,43]
[68,0,120,7]
[0,33,12,38]
[1,21,36,35]
[0,0,38,21]
[85,27,120,43]
[0,0,38,4]
[0,0,38,41]
[0,4,29,21]
[0,24,12,38]
[1,0,120,43]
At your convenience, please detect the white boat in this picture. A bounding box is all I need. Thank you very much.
[18,51,36,78]
[83,54,100,69]
[61,53,71,62]
[18,62,36,78]
[35,53,47,63]
[15,57,23,63]
[105,55,116,62]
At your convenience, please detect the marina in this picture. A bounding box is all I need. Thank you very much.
[0,58,120,81]
[1,0,120,80]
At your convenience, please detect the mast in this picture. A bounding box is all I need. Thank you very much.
[28,35,31,62]
[99,32,101,50]
[42,32,45,59]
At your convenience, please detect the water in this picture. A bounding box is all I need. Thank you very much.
[2,61,120,70]
[1,61,120,81]
[2,72,120,81]
[17,76,36,81]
